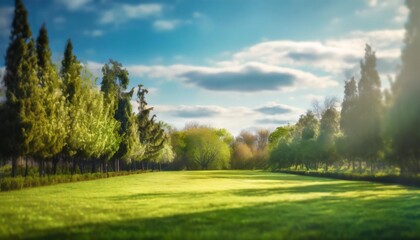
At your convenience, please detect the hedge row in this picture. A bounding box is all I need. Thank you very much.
[0,170,149,192]
[274,170,420,187]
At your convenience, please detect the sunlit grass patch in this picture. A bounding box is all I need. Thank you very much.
[0,170,418,239]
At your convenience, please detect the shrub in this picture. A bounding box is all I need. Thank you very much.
[0,170,146,192]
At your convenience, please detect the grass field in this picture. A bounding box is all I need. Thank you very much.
[0,171,419,239]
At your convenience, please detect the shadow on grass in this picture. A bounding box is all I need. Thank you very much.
[185,171,334,182]
[21,194,420,240]
[229,182,414,197]
[7,171,419,239]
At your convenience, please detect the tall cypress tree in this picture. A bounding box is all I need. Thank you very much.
[136,85,165,167]
[387,0,420,174]
[318,106,340,170]
[356,45,383,172]
[61,39,81,103]
[17,39,45,174]
[100,60,141,171]
[35,24,67,175]
[2,0,33,177]
[60,39,84,171]
[340,78,359,170]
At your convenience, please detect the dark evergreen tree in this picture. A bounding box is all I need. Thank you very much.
[100,60,129,114]
[356,45,383,172]
[2,0,33,177]
[35,24,67,176]
[136,85,165,168]
[387,0,420,174]
[61,39,81,103]
[318,106,340,170]
[100,60,141,171]
[340,78,359,170]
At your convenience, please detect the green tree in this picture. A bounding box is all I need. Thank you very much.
[100,60,129,114]
[296,110,319,141]
[66,68,120,173]
[60,39,82,168]
[340,77,359,171]
[184,127,230,170]
[231,142,253,169]
[2,0,33,177]
[356,44,383,172]
[318,106,340,171]
[154,138,175,171]
[61,39,82,103]
[387,0,420,175]
[136,85,165,168]
[35,24,67,175]
[100,60,141,171]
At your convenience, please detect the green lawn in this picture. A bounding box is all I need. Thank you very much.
[0,171,419,239]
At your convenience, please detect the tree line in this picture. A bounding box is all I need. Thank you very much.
[269,0,420,175]
[1,0,419,179]
[0,0,173,178]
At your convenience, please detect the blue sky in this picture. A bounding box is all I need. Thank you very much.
[0,0,408,135]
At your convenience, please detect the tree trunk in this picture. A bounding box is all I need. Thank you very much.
[25,157,28,178]
[91,160,96,173]
[370,158,375,174]
[39,159,43,177]
[11,157,17,177]
[79,160,84,174]
[53,157,59,175]
[71,159,77,175]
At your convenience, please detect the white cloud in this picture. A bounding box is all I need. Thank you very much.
[229,29,404,74]
[84,61,103,78]
[125,62,336,92]
[0,7,13,37]
[151,102,303,135]
[368,0,378,7]
[83,29,104,37]
[356,0,405,23]
[304,94,325,102]
[192,11,205,18]
[85,29,402,94]
[53,16,66,24]
[394,5,409,23]
[56,0,93,11]
[100,3,163,24]
[153,19,181,31]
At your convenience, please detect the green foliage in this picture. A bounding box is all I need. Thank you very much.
[136,85,165,162]
[386,0,420,175]
[356,45,383,161]
[296,110,319,140]
[268,125,294,150]
[61,40,82,103]
[67,71,121,160]
[2,0,33,176]
[171,126,231,170]
[34,24,67,160]
[0,170,145,191]
[100,60,129,114]
[100,60,143,165]
[339,78,359,161]
[232,129,271,169]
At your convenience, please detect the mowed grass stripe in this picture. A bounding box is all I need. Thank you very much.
[0,170,418,239]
